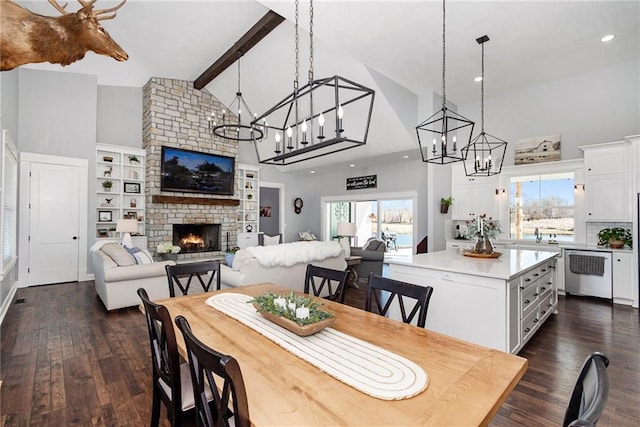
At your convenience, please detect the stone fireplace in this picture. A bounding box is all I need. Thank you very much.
[173,224,221,253]
[142,77,240,260]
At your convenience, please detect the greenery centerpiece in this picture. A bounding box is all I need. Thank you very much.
[464,214,501,255]
[597,227,632,249]
[251,292,336,336]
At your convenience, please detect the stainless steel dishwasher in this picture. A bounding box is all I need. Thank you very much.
[565,249,612,299]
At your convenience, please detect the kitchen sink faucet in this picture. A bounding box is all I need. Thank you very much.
[534,227,542,243]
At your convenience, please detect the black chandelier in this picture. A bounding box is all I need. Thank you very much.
[251,0,375,166]
[416,0,475,165]
[208,51,263,142]
[462,35,507,176]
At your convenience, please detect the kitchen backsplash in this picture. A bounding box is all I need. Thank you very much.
[586,222,632,245]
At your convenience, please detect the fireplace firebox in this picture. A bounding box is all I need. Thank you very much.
[172,224,221,253]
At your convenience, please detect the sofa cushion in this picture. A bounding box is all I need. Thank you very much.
[263,234,281,246]
[101,242,135,266]
[104,261,174,283]
[363,238,386,252]
[125,246,154,264]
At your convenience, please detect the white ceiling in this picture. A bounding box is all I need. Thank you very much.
[14,0,640,170]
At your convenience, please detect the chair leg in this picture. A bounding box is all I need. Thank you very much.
[150,384,161,427]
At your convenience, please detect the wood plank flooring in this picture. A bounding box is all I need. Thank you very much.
[1,281,639,426]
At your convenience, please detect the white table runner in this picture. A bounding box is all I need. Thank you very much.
[206,293,428,400]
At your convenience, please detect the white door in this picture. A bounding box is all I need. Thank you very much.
[27,162,80,285]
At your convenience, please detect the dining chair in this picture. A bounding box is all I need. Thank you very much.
[165,260,221,297]
[175,315,250,427]
[304,264,349,303]
[137,288,210,427]
[365,274,433,328]
[562,351,610,427]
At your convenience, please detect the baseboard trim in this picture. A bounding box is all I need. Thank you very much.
[0,280,18,325]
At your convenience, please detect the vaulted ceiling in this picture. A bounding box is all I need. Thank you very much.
[14,1,640,170]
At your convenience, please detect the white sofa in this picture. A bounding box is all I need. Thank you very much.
[221,241,346,292]
[90,241,175,311]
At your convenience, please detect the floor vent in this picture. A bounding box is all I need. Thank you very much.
[14,298,26,304]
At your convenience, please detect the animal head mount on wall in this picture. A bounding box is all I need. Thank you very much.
[0,0,129,71]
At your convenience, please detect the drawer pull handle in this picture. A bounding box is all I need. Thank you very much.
[524,299,530,304]
[524,278,531,282]
[541,269,547,272]
[542,310,547,315]
[533,273,539,277]
[547,281,552,285]
[524,327,531,333]
[548,303,553,308]
[520,286,524,290]
[540,287,546,292]
[533,293,539,297]
[533,319,539,323]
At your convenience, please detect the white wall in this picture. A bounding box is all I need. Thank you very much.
[97,85,142,147]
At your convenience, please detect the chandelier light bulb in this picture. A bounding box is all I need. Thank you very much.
[301,120,307,132]
[338,105,344,119]
[286,127,293,138]
[275,133,281,143]
[319,112,325,126]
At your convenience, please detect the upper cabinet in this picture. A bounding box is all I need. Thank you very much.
[96,143,146,238]
[451,163,498,220]
[581,141,631,222]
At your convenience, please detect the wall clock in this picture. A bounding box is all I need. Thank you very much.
[294,197,303,214]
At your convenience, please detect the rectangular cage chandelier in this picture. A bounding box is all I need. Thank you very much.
[251,75,374,166]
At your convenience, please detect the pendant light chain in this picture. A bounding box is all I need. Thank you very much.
[441,0,446,106]
[480,41,485,133]
[294,0,299,91]
[308,0,314,82]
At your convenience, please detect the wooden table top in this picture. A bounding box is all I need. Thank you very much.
[155,283,527,426]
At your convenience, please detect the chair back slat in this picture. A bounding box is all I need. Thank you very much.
[304,264,349,303]
[165,260,221,297]
[563,352,610,427]
[365,274,433,328]
[175,315,250,427]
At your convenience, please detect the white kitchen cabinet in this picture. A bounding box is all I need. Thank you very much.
[612,251,633,305]
[581,142,631,222]
[450,163,498,220]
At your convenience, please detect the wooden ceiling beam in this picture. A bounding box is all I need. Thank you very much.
[194,10,285,90]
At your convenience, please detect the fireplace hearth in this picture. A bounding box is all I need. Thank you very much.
[173,224,221,253]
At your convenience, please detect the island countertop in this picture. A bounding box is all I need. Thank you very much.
[388,248,559,281]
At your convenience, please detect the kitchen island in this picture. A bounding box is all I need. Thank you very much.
[388,249,559,354]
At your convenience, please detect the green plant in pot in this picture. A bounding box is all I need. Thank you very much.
[102,180,113,192]
[440,196,453,214]
[597,227,632,249]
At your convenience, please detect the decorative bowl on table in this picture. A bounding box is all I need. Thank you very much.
[251,292,336,337]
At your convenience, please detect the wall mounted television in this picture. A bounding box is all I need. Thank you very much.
[160,146,235,195]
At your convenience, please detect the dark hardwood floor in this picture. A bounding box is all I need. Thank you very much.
[1,281,639,426]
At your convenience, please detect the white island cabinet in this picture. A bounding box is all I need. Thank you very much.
[388,249,558,354]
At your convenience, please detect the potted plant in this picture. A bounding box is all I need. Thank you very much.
[157,242,181,260]
[225,246,240,267]
[440,196,453,214]
[597,227,632,249]
[102,180,113,192]
[128,155,140,164]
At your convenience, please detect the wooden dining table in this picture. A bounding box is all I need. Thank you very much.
[155,283,527,426]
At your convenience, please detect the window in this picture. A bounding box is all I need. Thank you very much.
[509,172,574,241]
[1,130,18,278]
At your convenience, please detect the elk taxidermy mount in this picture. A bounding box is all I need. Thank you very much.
[0,0,129,71]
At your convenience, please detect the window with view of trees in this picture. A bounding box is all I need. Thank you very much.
[509,172,574,241]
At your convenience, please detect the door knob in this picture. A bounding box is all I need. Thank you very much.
[72,236,78,240]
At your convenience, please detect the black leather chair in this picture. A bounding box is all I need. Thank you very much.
[165,260,221,297]
[175,315,250,427]
[137,288,208,427]
[563,352,610,427]
[304,264,349,303]
[365,274,433,328]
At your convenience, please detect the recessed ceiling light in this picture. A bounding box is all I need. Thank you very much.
[601,34,615,42]
[403,155,409,159]
[474,76,483,82]
[349,164,355,167]
[310,170,315,174]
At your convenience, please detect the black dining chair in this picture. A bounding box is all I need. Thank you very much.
[137,288,210,427]
[563,351,610,427]
[175,315,250,427]
[165,260,221,297]
[304,264,349,303]
[365,274,433,328]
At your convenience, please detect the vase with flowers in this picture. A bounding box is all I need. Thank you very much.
[464,214,501,255]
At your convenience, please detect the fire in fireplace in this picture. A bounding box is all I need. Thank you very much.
[172,224,221,253]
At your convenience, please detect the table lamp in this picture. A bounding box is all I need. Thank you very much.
[336,222,356,257]
[116,218,138,248]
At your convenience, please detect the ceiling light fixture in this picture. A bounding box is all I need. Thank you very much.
[474,76,483,82]
[462,35,507,176]
[600,34,615,42]
[416,0,475,165]
[208,51,263,142]
[252,0,375,166]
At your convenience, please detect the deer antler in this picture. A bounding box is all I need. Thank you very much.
[48,0,71,15]
[77,0,127,21]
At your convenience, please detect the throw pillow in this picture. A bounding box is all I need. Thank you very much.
[263,234,281,246]
[101,242,135,266]
[125,246,154,265]
[363,238,384,252]
[298,231,317,241]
